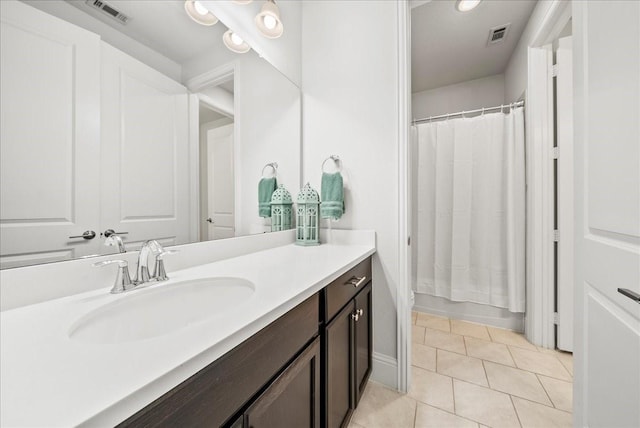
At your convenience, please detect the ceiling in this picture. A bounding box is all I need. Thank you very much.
[62,0,229,64]
[411,0,537,93]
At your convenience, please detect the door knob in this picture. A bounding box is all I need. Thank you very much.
[103,229,128,237]
[69,230,96,240]
[206,218,214,224]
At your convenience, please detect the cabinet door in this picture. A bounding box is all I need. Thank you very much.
[244,337,320,428]
[325,301,355,428]
[354,283,372,405]
[0,0,101,268]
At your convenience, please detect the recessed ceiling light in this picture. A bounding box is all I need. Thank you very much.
[455,0,482,12]
[184,0,218,26]
[255,0,283,39]
[223,29,250,53]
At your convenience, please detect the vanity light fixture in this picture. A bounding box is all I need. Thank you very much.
[455,0,482,12]
[255,0,283,39]
[223,29,250,53]
[185,0,218,26]
[232,0,253,4]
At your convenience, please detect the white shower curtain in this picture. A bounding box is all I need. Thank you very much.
[413,108,526,313]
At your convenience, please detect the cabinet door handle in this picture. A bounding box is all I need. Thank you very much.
[357,308,364,316]
[618,288,640,303]
[345,276,367,288]
[351,312,359,322]
[69,230,96,240]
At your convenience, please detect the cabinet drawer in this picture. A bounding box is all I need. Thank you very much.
[118,293,319,428]
[324,257,371,323]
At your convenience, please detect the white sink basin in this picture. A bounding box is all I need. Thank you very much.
[69,277,255,344]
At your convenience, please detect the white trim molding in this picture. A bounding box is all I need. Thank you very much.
[530,0,572,47]
[521,0,572,350]
[371,352,399,389]
[185,62,235,93]
[525,44,555,348]
[396,0,412,394]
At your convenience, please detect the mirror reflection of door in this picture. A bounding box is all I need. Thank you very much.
[198,78,235,241]
[206,123,234,240]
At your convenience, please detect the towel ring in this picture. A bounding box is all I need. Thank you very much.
[261,162,278,178]
[322,155,341,172]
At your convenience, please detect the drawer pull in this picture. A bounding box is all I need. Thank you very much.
[618,288,640,303]
[345,276,367,288]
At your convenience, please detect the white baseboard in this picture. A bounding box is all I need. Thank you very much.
[370,352,398,390]
[413,294,525,332]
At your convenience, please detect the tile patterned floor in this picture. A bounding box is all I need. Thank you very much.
[349,312,573,428]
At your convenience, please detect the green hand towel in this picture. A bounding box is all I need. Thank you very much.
[258,177,277,218]
[320,172,345,220]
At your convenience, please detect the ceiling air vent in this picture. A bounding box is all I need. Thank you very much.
[487,24,510,45]
[84,0,130,25]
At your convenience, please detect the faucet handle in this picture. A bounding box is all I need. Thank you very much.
[93,259,133,294]
[153,250,178,282]
[104,235,126,253]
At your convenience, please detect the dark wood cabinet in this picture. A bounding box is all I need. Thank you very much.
[243,337,321,428]
[323,258,373,428]
[118,294,319,428]
[354,283,372,405]
[325,301,355,428]
[117,256,373,428]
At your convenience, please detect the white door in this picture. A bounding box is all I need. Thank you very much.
[574,2,640,427]
[100,43,190,252]
[556,36,574,352]
[206,124,235,240]
[0,1,101,268]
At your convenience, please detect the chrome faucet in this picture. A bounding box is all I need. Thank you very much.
[93,239,177,294]
[133,240,177,285]
[93,259,134,294]
[133,240,161,284]
[105,234,126,253]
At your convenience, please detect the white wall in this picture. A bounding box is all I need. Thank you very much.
[22,0,182,81]
[235,52,301,236]
[412,74,505,119]
[302,0,400,387]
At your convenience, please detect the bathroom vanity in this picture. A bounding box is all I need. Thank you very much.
[120,257,371,428]
[0,230,375,427]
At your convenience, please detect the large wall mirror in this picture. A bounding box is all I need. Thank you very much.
[0,0,301,269]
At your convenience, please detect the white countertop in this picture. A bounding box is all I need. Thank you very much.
[0,241,375,427]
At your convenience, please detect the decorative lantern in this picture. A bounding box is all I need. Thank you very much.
[270,185,293,232]
[296,183,320,246]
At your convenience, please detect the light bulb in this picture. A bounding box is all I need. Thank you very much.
[193,1,209,16]
[456,0,482,12]
[263,15,277,30]
[230,32,244,46]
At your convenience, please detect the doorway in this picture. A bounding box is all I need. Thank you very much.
[198,77,235,241]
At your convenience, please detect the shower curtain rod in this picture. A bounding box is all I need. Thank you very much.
[412,100,525,125]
